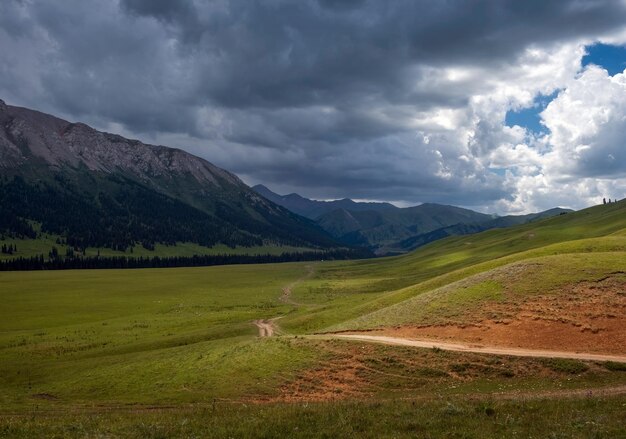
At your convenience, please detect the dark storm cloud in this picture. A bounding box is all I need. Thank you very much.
[121,0,197,22]
[163,0,626,110]
[120,0,205,43]
[318,0,367,11]
[1,0,626,207]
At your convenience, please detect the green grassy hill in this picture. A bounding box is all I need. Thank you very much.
[278,199,626,333]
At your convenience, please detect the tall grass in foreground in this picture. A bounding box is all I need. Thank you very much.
[1,396,624,438]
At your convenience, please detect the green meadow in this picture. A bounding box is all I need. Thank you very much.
[3,397,625,438]
[1,200,625,436]
[0,263,314,407]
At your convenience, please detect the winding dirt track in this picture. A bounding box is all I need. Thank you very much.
[253,264,315,337]
[253,319,276,337]
[326,334,626,362]
[279,264,315,305]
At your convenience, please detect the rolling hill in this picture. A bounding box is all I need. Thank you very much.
[0,100,341,254]
[279,198,626,336]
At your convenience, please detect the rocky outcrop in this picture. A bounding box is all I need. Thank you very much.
[0,102,242,189]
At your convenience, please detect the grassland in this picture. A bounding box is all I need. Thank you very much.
[1,200,625,436]
[2,396,625,438]
[0,263,318,408]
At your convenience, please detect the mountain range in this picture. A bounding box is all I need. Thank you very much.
[252,185,571,255]
[0,99,339,253]
[0,99,572,259]
[253,184,397,219]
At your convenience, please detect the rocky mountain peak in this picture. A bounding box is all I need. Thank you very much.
[0,100,244,189]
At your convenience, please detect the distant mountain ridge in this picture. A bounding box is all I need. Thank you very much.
[315,203,493,252]
[252,185,572,255]
[252,184,397,219]
[0,99,341,253]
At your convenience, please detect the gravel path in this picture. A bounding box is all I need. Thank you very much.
[327,334,626,362]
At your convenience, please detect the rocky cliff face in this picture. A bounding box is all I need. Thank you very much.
[0,101,242,189]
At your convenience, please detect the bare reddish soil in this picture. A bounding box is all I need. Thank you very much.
[270,344,373,402]
[260,338,623,403]
[369,277,626,355]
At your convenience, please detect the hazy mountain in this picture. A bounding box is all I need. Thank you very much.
[316,203,494,253]
[252,184,572,255]
[0,99,339,251]
[252,184,397,219]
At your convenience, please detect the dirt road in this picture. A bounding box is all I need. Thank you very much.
[327,334,626,362]
[254,264,316,337]
[253,319,276,337]
[279,264,315,305]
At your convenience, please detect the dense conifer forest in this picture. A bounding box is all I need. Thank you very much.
[0,248,371,271]
[0,175,339,253]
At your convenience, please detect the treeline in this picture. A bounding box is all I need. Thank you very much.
[0,248,372,271]
[1,243,17,254]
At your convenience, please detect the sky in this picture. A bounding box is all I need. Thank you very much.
[2,0,626,214]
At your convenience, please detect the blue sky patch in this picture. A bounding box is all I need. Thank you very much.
[582,43,626,76]
[488,167,507,177]
[505,91,558,135]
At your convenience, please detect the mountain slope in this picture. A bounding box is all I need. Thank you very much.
[315,203,493,252]
[0,99,338,251]
[315,203,573,254]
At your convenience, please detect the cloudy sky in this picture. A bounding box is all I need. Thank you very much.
[2,0,626,213]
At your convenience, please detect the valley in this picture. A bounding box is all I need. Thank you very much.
[4,3,626,437]
[1,199,625,437]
